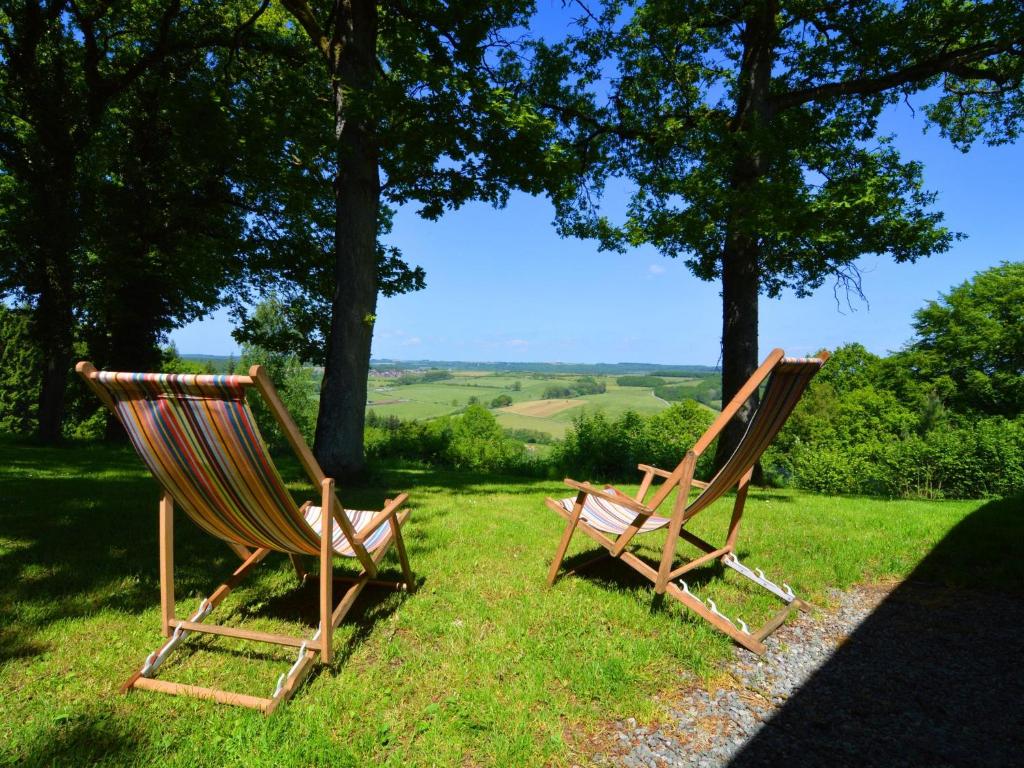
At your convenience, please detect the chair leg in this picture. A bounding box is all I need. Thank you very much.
[547,492,585,586]
[159,492,175,637]
[390,514,415,592]
[320,481,335,664]
[288,554,307,582]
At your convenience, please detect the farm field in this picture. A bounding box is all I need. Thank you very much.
[365,371,710,439]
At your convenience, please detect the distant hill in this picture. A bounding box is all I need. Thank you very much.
[369,359,718,375]
[180,354,237,373]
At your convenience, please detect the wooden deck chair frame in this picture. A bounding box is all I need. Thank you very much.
[77,361,415,714]
[544,348,829,655]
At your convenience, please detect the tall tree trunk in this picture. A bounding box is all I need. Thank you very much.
[715,234,761,470]
[314,0,379,479]
[713,0,776,473]
[34,268,75,444]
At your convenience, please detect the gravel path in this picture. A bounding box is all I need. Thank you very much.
[588,580,1024,768]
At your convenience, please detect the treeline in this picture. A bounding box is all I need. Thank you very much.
[391,370,451,386]
[542,377,606,399]
[617,374,721,407]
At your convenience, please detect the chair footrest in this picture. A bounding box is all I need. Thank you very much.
[131,676,274,712]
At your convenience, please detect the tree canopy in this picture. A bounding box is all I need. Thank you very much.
[528,0,1024,466]
[907,261,1024,417]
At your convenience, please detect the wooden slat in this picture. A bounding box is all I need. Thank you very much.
[753,604,797,642]
[207,547,271,609]
[320,478,334,664]
[264,651,317,715]
[667,546,731,580]
[332,575,370,629]
[664,580,767,655]
[678,528,718,554]
[248,364,324,487]
[159,493,174,637]
[353,494,408,545]
[131,677,272,712]
[172,621,318,650]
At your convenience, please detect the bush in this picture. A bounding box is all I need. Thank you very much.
[542,377,606,399]
[553,402,715,482]
[616,375,665,387]
[366,405,541,475]
[490,394,513,408]
[0,306,40,435]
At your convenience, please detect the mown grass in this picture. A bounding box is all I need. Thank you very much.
[0,436,1011,767]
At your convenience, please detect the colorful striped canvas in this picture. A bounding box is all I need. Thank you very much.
[556,356,824,526]
[95,372,325,555]
[684,357,823,516]
[557,493,671,535]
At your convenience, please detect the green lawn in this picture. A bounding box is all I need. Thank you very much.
[1,437,1016,767]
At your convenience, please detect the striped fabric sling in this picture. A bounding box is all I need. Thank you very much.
[558,357,823,531]
[96,372,323,555]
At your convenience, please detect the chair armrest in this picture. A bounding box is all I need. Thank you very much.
[563,479,653,515]
[353,492,409,544]
[637,463,673,479]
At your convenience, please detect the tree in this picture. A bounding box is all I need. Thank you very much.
[0,305,39,434]
[907,261,1024,417]
[267,0,565,478]
[0,0,273,441]
[530,0,1024,468]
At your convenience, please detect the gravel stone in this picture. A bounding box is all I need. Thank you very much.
[588,582,1024,767]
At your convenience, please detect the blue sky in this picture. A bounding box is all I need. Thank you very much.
[171,12,1023,366]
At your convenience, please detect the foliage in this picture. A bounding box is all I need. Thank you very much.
[491,394,514,408]
[541,377,607,399]
[394,370,451,386]
[528,0,1024,465]
[906,261,1024,416]
[235,299,319,449]
[0,0,279,440]
[553,402,715,481]
[365,405,535,475]
[617,375,666,387]
[0,305,38,434]
[503,427,553,445]
[654,379,721,408]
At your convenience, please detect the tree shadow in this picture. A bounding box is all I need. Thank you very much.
[728,496,1024,767]
[10,712,146,768]
[558,547,726,597]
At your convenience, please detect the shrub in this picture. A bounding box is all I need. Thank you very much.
[616,375,665,387]
[490,394,513,408]
[553,402,715,482]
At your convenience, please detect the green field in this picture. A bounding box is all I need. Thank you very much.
[366,372,691,437]
[2,437,1017,766]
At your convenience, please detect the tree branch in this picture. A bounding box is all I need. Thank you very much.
[772,38,1020,111]
[279,0,331,60]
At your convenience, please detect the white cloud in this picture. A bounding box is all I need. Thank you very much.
[648,263,666,275]
[507,339,529,348]
[400,336,422,346]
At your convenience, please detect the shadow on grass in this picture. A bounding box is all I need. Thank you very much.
[727,495,1024,767]
[0,439,427,666]
[14,712,146,768]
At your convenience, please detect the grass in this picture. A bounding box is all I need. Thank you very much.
[1,436,1016,767]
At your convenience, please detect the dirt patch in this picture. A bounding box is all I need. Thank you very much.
[500,398,584,418]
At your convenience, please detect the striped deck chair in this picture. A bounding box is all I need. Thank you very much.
[76,361,414,713]
[544,349,828,654]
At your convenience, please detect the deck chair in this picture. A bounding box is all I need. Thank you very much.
[76,362,414,713]
[544,348,828,654]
